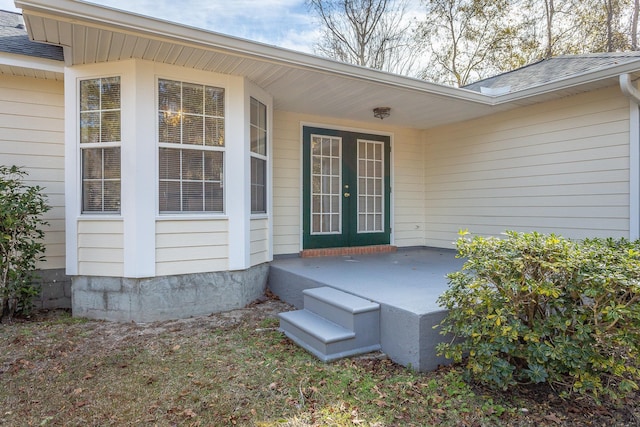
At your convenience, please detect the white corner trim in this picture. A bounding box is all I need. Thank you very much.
[629,100,639,240]
[63,70,78,275]
[620,74,640,240]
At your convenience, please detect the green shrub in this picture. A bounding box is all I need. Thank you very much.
[436,230,640,401]
[0,165,50,321]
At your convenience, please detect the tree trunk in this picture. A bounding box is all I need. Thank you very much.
[545,0,555,58]
[633,0,639,50]
[606,0,614,51]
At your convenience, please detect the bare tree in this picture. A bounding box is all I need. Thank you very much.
[308,0,420,75]
[418,0,527,86]
[568,0,633,52]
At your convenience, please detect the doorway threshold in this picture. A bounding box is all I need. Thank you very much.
[300,245,397,258]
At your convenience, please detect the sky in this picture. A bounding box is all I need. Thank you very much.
[0,0,320,53]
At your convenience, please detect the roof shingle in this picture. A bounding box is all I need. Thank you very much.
[0,9,63,61]
[464,52,640,94]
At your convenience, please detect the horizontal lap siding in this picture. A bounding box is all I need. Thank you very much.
[155,219,228,275]
[273,111,301,255]
[78,220,124,276]
[0,76,65,269]
[250,218,269,266]
[424,86,630,248]
[272,111,424,254]
[393,129,425,247]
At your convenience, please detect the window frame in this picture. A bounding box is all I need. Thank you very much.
[156,77,227,216]
[78,75,122,215]
[250,97,268,215]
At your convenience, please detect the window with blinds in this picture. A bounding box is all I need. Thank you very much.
[158,79,225,213]
[79,76,121,213]
[250,97,267,214]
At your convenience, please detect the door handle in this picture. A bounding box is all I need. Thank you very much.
[344,192,350,197]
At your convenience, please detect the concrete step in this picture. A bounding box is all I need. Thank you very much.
[279,309,380,362]
[278,287,381,362]
[303,286,379,330]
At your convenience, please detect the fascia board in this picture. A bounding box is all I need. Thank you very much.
[16,0,492,105]
[0,50,64,73]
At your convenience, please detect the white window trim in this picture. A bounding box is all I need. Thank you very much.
[78,75,122,215]
[155,76,227,216]
[250,96,268,216]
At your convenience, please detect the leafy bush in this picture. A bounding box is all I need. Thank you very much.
[0,165,50,321]
[436,230,640,401]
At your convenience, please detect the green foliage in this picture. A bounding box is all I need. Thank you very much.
[437,230,640,401]
[0,165,50,321]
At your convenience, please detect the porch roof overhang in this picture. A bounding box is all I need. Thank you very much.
[15,0,640,130]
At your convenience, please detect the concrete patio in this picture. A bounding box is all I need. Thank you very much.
[268,247,464,371]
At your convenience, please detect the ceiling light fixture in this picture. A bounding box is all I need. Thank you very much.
[373,107,391,120]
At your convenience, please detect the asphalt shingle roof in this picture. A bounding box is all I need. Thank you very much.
[0,9,63,61]
[464,52,640,94]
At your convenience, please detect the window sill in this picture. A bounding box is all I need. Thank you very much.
[77,214,123,220]
[156,214,228,221]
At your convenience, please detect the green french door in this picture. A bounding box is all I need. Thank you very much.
[302,126,391,249]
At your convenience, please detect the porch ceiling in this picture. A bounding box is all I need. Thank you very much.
[16,0,640,130]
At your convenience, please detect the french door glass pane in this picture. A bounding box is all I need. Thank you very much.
[310,135,341,234]
[357,140,384,233]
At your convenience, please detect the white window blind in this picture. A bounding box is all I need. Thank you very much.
[158,79,225,213]
[79,76,121,213]
[250,97,267,214]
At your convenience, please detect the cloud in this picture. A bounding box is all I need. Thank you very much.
[0,0,19,12]
[2,0,424,57]
[90,0,317,52]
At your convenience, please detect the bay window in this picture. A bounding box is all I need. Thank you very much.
[250,97,267,214]
[80,76,121,213]
[158,79,225,213]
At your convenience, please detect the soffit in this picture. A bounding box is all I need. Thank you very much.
[17,0,640,130]
[0,62,63,80]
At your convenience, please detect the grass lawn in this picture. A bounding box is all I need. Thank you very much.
[1,297,638,426]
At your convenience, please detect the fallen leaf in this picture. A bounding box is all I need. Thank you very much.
[172,344,181,351]
[183,408,197,418]
[72,388,83,395]
[544,413,563,424]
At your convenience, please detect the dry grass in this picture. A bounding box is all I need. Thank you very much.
[1,297,638,426]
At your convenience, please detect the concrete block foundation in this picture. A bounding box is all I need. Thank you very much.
[33,268,72,310]
[72,263,270,322]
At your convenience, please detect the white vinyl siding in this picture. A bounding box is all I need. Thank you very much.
[272,111,303,254]
[0,75,65,269]
[250,218,269,266]
[155,219,228,275]
[389,128,424,247]
[424,86,630,247]
[77,219,124,276]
